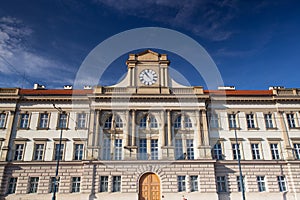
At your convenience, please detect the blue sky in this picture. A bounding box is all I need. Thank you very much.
[0,0,299,89]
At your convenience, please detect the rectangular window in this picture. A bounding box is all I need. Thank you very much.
[74,144,84,160]
[114,139,122,160]
[251,143,261,160]
[294,143,300,160]
[175,139,183,160]
[190,176,198,192]
[58,113,67,129]
[264,114,274,128]
[257,176,266,192]
[49,177,59,193]
[7,177,17,194]
[236,176,245,192]
[39,113,49,128]
[270,143,280,160]
[174,116,181,129]
[28,177,39,193]
[0,113,6,128]
[228,114,237,128]
[287,113,296,128]
[232,143,241,160]
[71,177,81,193]
[102,138,111,160]
[139,139,147,160]
[213,143,223,160]
[19,113,29,129]
[186,139,194,160]
[77,113,86,129]
[177,176,186,192]
[277,176,287,192]
[14,144,24,161]
[184,116,192,128]
[112,176,121,192]
[150,117,158,128]
[54,143,64,160]
[151,139,158,160]
[100,176,108,192]
[209,113,219,128]
[33,144,44,161]
[216,176,227,192]
[246,114,255,128]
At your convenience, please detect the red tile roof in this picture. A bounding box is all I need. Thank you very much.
[204,90,273,96]
[19,89,93,95]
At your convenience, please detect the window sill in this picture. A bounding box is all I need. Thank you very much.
[75,127,87,130]
[266,127,278,130]
[17,127,30,130]
[56,127,68,130]
[289,127,300,130]
[248,127,259,130]
[36,127,49,130]
[229,127,241,130]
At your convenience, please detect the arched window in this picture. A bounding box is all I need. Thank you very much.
[104,116,112,129]
[174,116,181,129]
[184,116,192,128]
[140,116,147,128]
[115,115,123,128]
[149,116,158,128]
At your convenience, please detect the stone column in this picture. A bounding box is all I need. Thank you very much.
[278,111,294,160]
[131,110,136,146]
[167,110,172,146]
[198,109,211,159]
[94,110,100,159]
[161,110,166,146]
[87,110,95,159]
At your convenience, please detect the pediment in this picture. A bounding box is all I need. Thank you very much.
[136,49,159,61]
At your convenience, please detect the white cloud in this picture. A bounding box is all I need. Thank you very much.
[94,0,238,41]
[0,16,74,88]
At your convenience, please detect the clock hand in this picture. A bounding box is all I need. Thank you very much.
[145,72,151,79]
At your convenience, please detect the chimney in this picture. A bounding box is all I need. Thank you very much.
[84,85,92,90]
[33,83,46,90]
[64,85,73,90]
[218,86,235,90]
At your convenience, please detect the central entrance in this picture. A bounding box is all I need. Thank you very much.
[139,173,160,200]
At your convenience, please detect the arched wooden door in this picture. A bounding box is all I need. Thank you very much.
[139,173,160,200]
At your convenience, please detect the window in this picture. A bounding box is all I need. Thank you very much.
[14,144,24,161]
[213,143,223,160]
[209,113,219,128]
[277,176,287,192]
[112,176,121,192]
[0,113,6,128]
[115,115,123,128]
[140,116,147,128]
[174,116,181,129]
[33,144,44,161]
[49,177,59,193]
[236,176,245,192]
[151,139,158,160]
[287,113,296,128]
[77,113,86,129]
[190,176,198,192]
[58,113,67,129]
[71,177,81,193]
[19,113,29,129]
[184,116,192,128]
[175,139,183,160]
[186,139,194,160]
[7,177,17,194]
[54,143,64,161]
[139,139,147,160]
[216,176,227,192]
[246,114,255,128]
[39,113,49,129]
[102,138,111,160]
[257,176,266,192]
[251,143,261,160]
[74,144,84,160]
[28,177,39,193]
[150,116,158,128]
[270,143,280,160]
[100,176,108,192]
[264,114,274,129]
[232,143,241,160]
[294,143,300,160]
[228,114,237,128]
[114,139,122,160]
[177,176,186,192]
[104,116,112,129]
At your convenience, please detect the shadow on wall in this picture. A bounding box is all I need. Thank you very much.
[0,165,22,199]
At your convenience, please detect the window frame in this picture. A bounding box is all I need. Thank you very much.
[112,176,121,192]
[71,177,81,193]
[138,138,148,160]
[190,175,198,192]
[28,177,39,193]
[270,143,281,160]
[213,141,224,160]
[99,176,109,192]
[293,143,300,160]
[257,176,266,192]
[277,176,287,192]
[73,143,84,161]
[49,177,59,193]
[0,112,8,129]
[177,175,186,192]
[246,113,257,129]
[6,177,17,194]
[33,143,45,161]
[251,143,261,160]
[13,142,26,161]
[53,142,65,161]
[264,113,276,129]
[216,176,227,193]
[228,113,239,129]
[286,113,297,128]
[37,112,50,130]
[18,112,31,129]
[150,139,158,160]
[56,112,69,130]
[114,139,122,160]
[209,113,219,129]
[76,112,87,129]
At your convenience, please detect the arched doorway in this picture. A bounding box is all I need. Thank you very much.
[139,173,160,200]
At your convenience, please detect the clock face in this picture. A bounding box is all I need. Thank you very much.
[139,69,158,86]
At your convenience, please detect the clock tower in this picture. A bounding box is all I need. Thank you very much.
[125,50,170,94]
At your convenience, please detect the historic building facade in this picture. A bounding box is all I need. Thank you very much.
[0,50,300,200]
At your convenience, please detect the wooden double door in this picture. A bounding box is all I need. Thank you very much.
[139,173,160,200]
